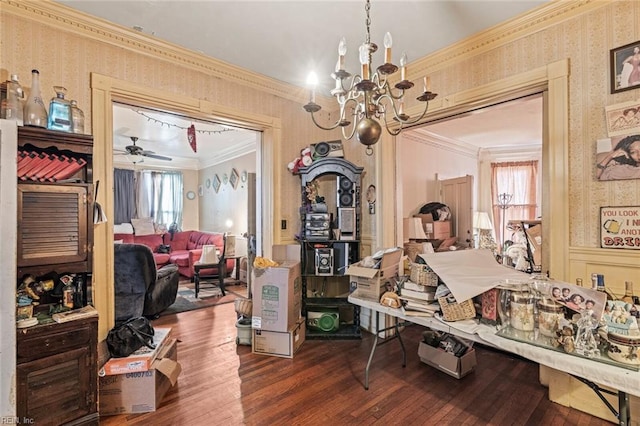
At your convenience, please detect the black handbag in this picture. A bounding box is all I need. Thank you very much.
[106,316,156,358]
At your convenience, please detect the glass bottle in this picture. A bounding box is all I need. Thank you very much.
[62,278,75,309]
[23,69,48,128]
[47,86,72,132]
[1,74,24,125]
[70,100,85,134]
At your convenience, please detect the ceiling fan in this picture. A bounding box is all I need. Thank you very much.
[116,136,172,162]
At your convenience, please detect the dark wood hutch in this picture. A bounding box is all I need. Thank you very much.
[15,126,98,425]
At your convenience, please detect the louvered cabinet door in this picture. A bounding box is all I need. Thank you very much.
[17,183,91,274]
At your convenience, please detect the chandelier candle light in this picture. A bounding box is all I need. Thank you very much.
[303,0,437,155]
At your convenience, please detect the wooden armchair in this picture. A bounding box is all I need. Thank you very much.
[193,233,229,298]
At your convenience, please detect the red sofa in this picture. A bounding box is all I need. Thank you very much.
[114,230,234,279]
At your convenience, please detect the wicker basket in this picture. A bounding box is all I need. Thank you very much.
[234,298,253,317]
[438,296,476,322]
[409,263,438,287]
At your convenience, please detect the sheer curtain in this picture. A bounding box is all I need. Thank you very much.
[136,170,183,228]
[491,160,538,249]
[113,168,135,224]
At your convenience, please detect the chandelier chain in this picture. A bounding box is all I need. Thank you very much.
[303,0,437,154]
[365,0,371,44]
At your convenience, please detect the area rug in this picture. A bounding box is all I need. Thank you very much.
[160,279,248,316]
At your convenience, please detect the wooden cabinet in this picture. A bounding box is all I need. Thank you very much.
[298,158,363,339]
[16,126,97,424]
[17,126,94,278]
[17,317,98,425]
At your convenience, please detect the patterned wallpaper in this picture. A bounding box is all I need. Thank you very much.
[404,0,640,249]
[2,0,639,251]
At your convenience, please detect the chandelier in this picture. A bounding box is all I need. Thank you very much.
[303,0,437,155]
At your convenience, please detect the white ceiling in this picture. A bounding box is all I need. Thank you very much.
[112,104,259,169]
[57,1,548,162]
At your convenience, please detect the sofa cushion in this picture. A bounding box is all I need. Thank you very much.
[164,231,191,252]
[153,253,171,266]
[131,234,164,252]
[169,250,190,267]
[114,233,135,244]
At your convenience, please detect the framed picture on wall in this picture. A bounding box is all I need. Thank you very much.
[198,185,203,197]
[595,134,640,181]
[605,100,640,137]
[213,174,221,193]
[610,40,640,94]
[230,168,239,189]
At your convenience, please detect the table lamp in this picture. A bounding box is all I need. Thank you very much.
[473,211,495,250]
[403,217,428,242]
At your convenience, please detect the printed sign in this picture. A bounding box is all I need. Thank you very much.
[600,206,640,250]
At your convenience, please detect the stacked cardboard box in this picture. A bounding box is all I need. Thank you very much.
[347,248,403,302]
[251,245,305,358]
[99,336,181,415]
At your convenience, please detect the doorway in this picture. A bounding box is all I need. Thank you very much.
[392,59,570,280]
[90,73,280,335]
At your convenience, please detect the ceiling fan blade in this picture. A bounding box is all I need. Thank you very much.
[143,153,172,161]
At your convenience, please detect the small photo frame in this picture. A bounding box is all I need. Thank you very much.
[605,100,640,137]
[230,168,239,189]
[198,185,204,197]
[610,40,640,94]
[212,174,221,193]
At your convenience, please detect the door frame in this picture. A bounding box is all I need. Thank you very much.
[90,73,281,338]
[387,59,568,280]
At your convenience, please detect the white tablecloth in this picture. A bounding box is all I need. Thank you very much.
[349,294,640,397]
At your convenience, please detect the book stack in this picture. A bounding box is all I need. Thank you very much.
[17,148,87,182]
[399,281,439,317]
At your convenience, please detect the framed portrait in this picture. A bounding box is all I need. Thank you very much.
[610,40,640,94]
[595,134,640,181]
[600,206,640,250]
[605,100,640,137]
[230,168,239,189]
[198,184,204,197]
[212,174,221,193]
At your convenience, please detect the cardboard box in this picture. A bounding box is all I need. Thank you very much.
[252,245,301,332]
[543,365,640,424]
[99,338,182,415]
[347,248,403,301]
[100,327,172,376]
[252,318,305,358]
[418,341,476,379]
[415,214,451,239]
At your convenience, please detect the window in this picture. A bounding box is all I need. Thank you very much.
[114,169,184,228]
[137,170,184,228]
[491,160,538,249]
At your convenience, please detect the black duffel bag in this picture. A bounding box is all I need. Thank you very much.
[106,316,156,358]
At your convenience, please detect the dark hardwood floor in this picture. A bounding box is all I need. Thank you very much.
[99,300,612,425]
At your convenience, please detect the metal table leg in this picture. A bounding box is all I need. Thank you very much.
[363,314,407,390]
[571,375,632,425]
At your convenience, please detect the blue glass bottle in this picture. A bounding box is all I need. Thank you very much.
[47,86,72,132]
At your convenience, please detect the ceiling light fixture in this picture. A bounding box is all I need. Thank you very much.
[127,154,144,165]
[303,0,437,155]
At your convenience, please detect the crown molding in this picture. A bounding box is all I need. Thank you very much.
[403,130,479,159]
[199,140,257,169]
[3,0,600,109]
[479,145,542,162]
[1,0,334,109]
[411,0,604,77]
